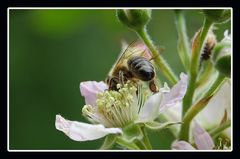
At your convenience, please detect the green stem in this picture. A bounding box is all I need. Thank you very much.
[116,137,141,150]
[209,120,231,139]
[136,27,178,85]
[204,73,225,97]
[179,72,226,141]
[182,19,213,116]
[174,10,191,71]
[141,127,152,150]
[179,96,213,141]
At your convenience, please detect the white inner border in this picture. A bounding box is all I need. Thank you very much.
[7,7,233,152]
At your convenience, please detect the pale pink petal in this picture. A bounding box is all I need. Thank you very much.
[172,140,195,150]
[163,103,182,122]
[159,73,188,113]
[162,104,182,138]
[137,91,165,122]
[80,81,108,106]
[193,123,215,150]
[138,73,187,123]
[195,81,231,130]
[55,115,122,141]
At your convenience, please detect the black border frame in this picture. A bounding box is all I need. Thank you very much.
[1,0,239,158]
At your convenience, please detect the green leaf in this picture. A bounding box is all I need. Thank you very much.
[99,134,117,150]
[145,121,182,131]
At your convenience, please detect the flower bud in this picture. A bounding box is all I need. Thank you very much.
[201,31,217,61]
[203,9,230,24]
[116,9,152,30]
[212,31,231,77]
[212,45,231,77]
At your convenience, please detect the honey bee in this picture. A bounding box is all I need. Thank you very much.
[105,41,158,93]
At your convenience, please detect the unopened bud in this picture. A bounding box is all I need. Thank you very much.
[212,31,231,77]
[201,31,217,61]
[116,9,152,30]
[203,9,230,24]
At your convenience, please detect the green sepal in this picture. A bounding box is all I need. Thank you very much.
[144,121,182,131]
[212,42,230,61]
[116,9,151,30]
[215,55,231,78]
[99,134,117,150]
[121,123,143,143]
[212,43,231,78]
[115,137,141,150]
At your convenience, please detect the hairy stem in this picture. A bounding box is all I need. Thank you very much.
[174,10,191,71]
[136,27,178,85]
[182,19,213,116]
[204,73,226,97]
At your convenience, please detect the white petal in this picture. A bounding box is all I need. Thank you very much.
[159,73,188,112]
[137,73,187,123]
[222,30,231,43]
[172,140,195,150]
[163,103,182,122]
[193,123,215,150]
[160,104,182,138]
[139,91,163,122]
[80,81,108,106]
[223,127,231,139]
[55,115,122,141]
[138,91,164,122]
[195,81,231,129]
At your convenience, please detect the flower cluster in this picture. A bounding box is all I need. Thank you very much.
[55,9,231,150]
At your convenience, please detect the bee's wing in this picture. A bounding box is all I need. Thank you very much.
[108,41,152,76]
[122,41,152,60]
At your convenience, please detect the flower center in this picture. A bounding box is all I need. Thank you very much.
[82,81,140,128]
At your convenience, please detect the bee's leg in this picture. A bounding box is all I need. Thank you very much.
[119,71,125,86]
[149,79,159,93]
[149,54,160,62]
[107,77,118,91]
[149,47,165,61]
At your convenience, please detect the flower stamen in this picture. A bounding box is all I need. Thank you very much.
[83,81,139,128]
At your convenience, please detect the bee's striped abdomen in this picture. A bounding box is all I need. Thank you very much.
[127,56,155,81]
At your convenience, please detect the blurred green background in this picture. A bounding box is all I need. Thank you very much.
[9,9,230,150]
